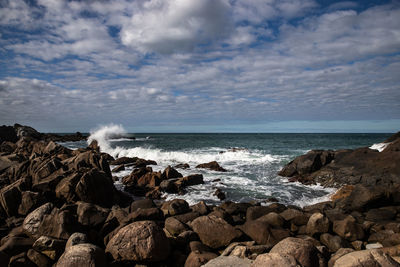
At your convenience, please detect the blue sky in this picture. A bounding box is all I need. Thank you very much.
[0,0,399,132]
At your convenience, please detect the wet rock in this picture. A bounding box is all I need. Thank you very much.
[56,243,106,267]
[196,161,227,172]
[162,165,183,180]
[175,163,190,169]
[214,188,226,200]
[306,212,330,236]
[333,249,400,267]
[176,174,204,188]
[160,179,179,193]
[191,215,243,249]
[252,253,298,267]
[333,215,365,242]
[270,237,325,267]
[111,164,125,172]
[105,220,170,262]
[32,236,66,260]
[110,156,137,166]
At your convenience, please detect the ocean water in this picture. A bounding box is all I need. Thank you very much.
[59,126,391,207]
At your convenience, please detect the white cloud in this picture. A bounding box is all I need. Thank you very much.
[120,0,233,54]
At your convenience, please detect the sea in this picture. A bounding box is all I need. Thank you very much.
[58,125,392,207]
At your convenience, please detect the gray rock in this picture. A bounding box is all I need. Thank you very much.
[56,243,106,267]
[202,256,252,267]
[252,253,298,267]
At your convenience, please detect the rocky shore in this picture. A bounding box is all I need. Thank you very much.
[1,124,400,266]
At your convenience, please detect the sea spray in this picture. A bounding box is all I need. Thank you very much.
[87,124,127,156]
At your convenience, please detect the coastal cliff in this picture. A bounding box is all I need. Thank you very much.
[0,125,400,266]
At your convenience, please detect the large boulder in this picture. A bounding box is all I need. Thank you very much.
[76,201,110,228]
[270,237,325,267]
[105,221,170,262]
[333,249,400,267]
[32,236,66,260]
[241,219,290,246]
[333,215,364,242]
[22,203,54,238]
[202,256,252,267]
[0,181,22,217]
[162,165,183,179]
[56,243,107,267]
[161,199,190,216]
[252,253,298,267]
[190,215,242,249]
[306,213,330,236]
[196,161,227,172]
[75,169,115,207]
[184,251,218,267]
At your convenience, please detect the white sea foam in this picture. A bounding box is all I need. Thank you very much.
[87,124,127,153]
[369,142,389,152]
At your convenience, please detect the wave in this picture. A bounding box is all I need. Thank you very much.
[87,124,127,152]
[369,142,389,152]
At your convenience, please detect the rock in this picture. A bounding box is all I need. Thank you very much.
[75,169,115,207]
[280,208,309,225]
[76,201,110,228]
[366,208,397,222]
[64,151,111,177]
[130,198,156,212]
[110,156,137,165]
[184,251,218,267]
[32,236,66,260]
[65,232,88,249]
[56,243,106,267]
[241,219,290,246]
[111,164,125,172]
[165,217,189,236]
[220,201,252,216]
[333,215,365,242]
[175,163,190,169]
[27,249,52,267]
[333,249,400,267]
[252,253,298,267]
[191,215,243,249]
[191,201,210,215]
[122,166,152,187]
[270,237,324,267]
[8,251,36,266]
[331,185,355,201]
[202,256,252,267]
[160,179,179,193]
[105,221,170,262]
[0,236,34,257]
[177,174,204,187]
[0,125,18,143]
[246,206,276,221]
[162,165,183,179]
[0,181,21,217]
[134,158,157,168]
[55,172,81,203]
[196,161,227,172]
[22,203,54,238]
[161,199,190,216]
[366,243,384,249]
[14,124,42,140]
[129,207,164,222]
[18,191,43,216]
[257,212,285,228]
[320,233,346,253]
[328,248,354,267]
[214,188,226,200]
[174,212,202,224]
[306,213,330,236]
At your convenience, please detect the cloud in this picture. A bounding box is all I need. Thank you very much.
[120,0,233,54]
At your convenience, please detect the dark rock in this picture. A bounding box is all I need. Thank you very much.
[214,188,226,200]
[130,198,156,212]
[176,174,204,188]
[111,164,125,172]
[122,166,152,187]
[270,237,325,267]
[14,124,42,140]
[220,201,251,216]
[246,206,276,221]
[162,165,183,180]
[75,169,115,207]
[365,208,397,222]
[185,251,218,267]
[280,208,309,225]
[257,212,285,228]
[191,215,243,249]
[333,215,365,242]
[129,207,164,222]
[0,125,18,143]
[134,158,157,168]
[191,201,210,215]
[241,219,290,246]
[18,191,43,216]
[165,217,189,236]
[105,220,170,262]
[110,156,137,165]
[161,199,190,216]
[32,236,66,260]
[306,212,330,236]
[174,212,201,224]
[65,232,88,249]
[137,171,162,188]
[196,161,227,172]
[56,243,106,267]
[76,201,110,228]
[87,140,99,151]
[0,181,22,217]
[320,233,347,253]
[333,249,400,267]
[175,163,190,169]
[0,236,34,257]
[8,251,36,267]
[55,172,81,203]
[27,249,52,267]
[160,179,179,193]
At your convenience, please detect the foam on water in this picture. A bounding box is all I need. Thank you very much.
[369,142,389,152]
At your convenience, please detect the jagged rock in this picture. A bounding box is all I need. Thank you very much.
[252,253,298,267]
[270,237,325,267]
[191,201,210,215]
[160,179,179,193]
[56,243,106,267]
[110,156,137,165]
[65,233,88,249]
[162,165,183,179]
[87,140,99,151]
[196,161,227,172]
[122,167,152,187]
[0,181,22,217]
[27,249,52,267]
[333,249,400,267]
[8,251,36,266]
[306,212,330,236]
[105,220,170,262]
[175,163,190,169]
[32,236,66,260]
[161,199,190,216]
[76,201,110,228]
[18,191,43,216]
[333,215,365,242]
[214,188,226,200]
[111,164,125,172]
[191,215,243,249]
[55,172,82,203]
[14,124,42,140]
[137,171,162,188]
[75,169,115,207]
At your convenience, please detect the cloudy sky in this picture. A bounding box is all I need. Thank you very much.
[1,0,399,132]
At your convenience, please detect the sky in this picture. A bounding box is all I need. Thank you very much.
[0,0,399,133]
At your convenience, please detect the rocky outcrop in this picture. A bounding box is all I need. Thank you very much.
[196,161,227,172]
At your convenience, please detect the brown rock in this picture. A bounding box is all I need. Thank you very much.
[76,201,110,227]
[320,233,347,253]
[328,248,354,267]
[191,215,243,249]
[333,249,400,267]
[333,215,365,242]
[161,199,190,216]
[130,198,156,212]
[32,236,66,260]
[18,191,43,216]
[241,219,290,246]
[306,213,330,236]
[129,207,164,221]
[331,185,354,201]
[27,249,52,267]
[162,165,183,179]
[56,243,106,267]
[105,220,170,262]
[252,253,298,267]
[0,181,22,217]
[191,201,210,215]
[65,232,88,249]
[111,164,125,172]
[175,163,190,169]
[196,161,227,172]
[185,251,218,267]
